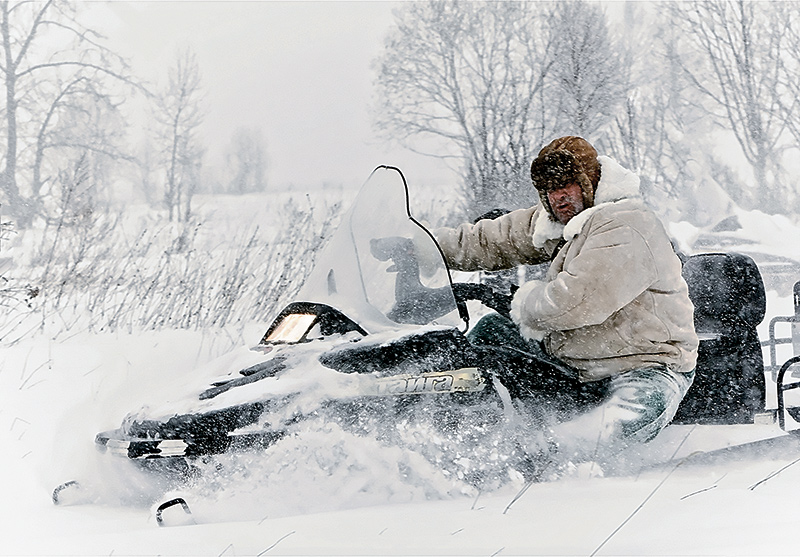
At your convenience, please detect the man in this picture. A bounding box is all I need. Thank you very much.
[433,136,698,468]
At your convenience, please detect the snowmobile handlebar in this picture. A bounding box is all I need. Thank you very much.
[451,283,513,319]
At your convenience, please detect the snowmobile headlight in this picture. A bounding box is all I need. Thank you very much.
[265,313,317,343]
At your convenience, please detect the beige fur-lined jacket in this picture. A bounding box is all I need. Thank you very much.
[434,156,698,382]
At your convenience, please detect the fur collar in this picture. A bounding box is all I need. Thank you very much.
[532,156,641,247]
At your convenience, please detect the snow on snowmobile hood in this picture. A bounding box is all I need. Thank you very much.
[134,323,463,421]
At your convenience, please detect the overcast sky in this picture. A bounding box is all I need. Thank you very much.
[101,1,457,191]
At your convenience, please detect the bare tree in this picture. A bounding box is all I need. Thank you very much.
[135,141,160,206]
[776,4,800,191]
[549,0,629,138]
[152,49,205,222]
[375,0,632,217]
[666,0,796,212]
[0,0,135,227]
[598,4,707,220]
[374,0,559,217]
[225,127,267,194]
[34,77,132,218]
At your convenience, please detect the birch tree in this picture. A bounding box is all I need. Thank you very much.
[225,127,267,194]
[153,49,205,222]
[0,0,135,227]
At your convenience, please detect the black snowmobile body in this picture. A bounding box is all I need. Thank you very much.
[95,166,800,470]
[96,167,499,464]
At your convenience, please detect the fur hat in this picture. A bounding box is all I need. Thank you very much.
[530,136,601,219]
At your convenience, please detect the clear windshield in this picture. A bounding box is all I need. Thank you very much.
[296,166,462,333]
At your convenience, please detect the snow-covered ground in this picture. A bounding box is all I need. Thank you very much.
[4,324,800,556]
[3,191,800,556]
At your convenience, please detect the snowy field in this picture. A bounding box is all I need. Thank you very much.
[3,188,800,556]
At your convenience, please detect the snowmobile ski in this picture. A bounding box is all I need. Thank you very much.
[155,497,194,527]
[52,480,81,505]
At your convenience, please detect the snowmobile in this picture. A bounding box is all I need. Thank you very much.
[85,166,800,488]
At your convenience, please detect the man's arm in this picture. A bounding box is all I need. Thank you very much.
[434,206,553,272]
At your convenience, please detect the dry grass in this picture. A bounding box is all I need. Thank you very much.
[0,195,341,345]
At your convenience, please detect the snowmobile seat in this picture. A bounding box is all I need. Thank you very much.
[672,252,767,424]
